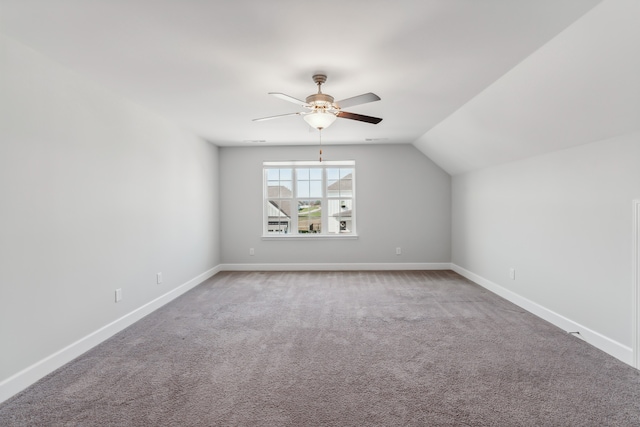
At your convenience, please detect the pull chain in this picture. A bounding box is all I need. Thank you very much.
[319,128,323,162]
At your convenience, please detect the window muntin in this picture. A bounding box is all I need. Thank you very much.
[263,161,355,236]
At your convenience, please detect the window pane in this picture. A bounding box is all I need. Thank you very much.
[297,168,309,180]
[267,169,293,199]
[310,168,322,180]
[339,179,353,197]
[298,200,322,233]
[267,181,279,198]
[326,168,339,180]
[267,200,291,234]
[281,181,292,196]
[327,199,352,234]
[297,182,309,198]
[267,169,280,180]
[298,168,322,198]
[340,168,353,179]
[280,169,292,180]
[327,175,352,197]
[268,181,292,198]
[309,180,322,198]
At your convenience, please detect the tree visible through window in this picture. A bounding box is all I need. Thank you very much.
[264,161,356,236]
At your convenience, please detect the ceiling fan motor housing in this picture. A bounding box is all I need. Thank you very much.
[306,93,335,109]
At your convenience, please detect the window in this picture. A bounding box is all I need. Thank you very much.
[264,161,356,236]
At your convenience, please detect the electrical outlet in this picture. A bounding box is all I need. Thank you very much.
[157,272,163,284]
[396,247,402,255]
[249,248,255,256]
[115,288,122,302]
[509,268,516,280]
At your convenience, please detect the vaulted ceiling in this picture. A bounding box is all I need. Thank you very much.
[1,1,637,174]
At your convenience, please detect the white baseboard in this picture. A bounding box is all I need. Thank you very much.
[219,262,452,271]
[632,199,639,369]
[3,261,632,404]
[451,263,633,366]
[0,265,221,404]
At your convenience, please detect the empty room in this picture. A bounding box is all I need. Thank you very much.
[1,0,639,425]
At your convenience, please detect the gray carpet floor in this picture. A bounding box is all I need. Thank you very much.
[1,270,639,426]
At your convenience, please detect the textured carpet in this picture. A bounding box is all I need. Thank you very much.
[1,270,639,426]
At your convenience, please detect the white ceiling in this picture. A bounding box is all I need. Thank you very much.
[3,1,635,175]
[414,0,640,174]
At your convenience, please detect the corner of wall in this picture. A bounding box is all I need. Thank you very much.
[451,264,634,367]
[0,266,222,404]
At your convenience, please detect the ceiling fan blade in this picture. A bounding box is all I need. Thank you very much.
[269,92,310,107]
[335,92,381,109]
[337,111,383,124]
[252,112,302,122]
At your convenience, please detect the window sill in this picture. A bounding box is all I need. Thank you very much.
[262,234,359,241]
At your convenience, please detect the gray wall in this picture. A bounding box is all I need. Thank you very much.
[220,144,451,265]
[0,35,220,383]
[452,131,640,349]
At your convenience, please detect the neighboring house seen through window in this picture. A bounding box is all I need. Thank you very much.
[263,161,356,236]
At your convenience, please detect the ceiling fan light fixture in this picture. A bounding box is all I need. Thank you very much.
[303,110,337,130]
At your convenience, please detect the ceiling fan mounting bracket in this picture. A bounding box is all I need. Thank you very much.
[312,74,327,86]
[309,74,332,106]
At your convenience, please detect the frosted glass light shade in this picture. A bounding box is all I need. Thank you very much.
[304,111,337,130]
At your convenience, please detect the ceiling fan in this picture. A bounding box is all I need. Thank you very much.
[253,74,382,130]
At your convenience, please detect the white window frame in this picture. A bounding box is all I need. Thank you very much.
[263,160,357,239]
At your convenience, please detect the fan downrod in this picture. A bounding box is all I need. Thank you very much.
[306,74,334,106]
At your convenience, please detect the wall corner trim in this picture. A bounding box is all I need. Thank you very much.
[0,265,222,404]
[451,263,633,367]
